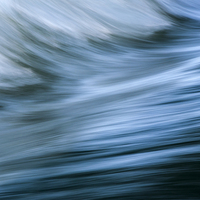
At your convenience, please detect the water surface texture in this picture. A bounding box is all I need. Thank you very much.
[0,0,200,199]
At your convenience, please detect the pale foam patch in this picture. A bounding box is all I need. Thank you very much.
[12,0,170,40]
[0,54,41,89]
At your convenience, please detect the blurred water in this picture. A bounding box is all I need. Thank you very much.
[0,0,200,199]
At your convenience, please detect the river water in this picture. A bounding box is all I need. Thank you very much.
[0,0,200,199]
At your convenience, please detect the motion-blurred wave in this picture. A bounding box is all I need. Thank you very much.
[0,0,200,199]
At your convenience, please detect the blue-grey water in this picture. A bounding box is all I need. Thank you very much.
[0,0,200,199]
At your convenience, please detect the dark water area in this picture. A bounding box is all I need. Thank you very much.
[0,0,200,199]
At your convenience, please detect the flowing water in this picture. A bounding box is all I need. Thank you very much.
[0,0,200,199]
